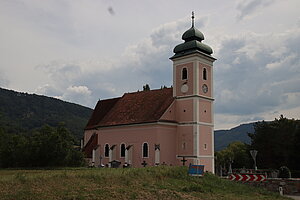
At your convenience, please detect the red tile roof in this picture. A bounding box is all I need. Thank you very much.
[85,97,120,129]
[85,88,174,129]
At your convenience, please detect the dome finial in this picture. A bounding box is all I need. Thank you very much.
[191,11,195,27]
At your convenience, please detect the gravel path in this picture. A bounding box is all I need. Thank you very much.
[286,195,300,200]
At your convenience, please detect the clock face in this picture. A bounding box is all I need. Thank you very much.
[202,84,208,93]
[181,84,189,93]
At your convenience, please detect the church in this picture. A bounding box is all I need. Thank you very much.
[83,14,216,173]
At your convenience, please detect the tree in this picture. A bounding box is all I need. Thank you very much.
[0,129,29,167]
[29,124,85,167]
[0,124,85,168]
[215,141,251,174]
[249,115,300,170]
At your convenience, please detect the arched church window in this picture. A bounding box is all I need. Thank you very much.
[142,142,149,158]
[203,68,207,80]
[104,144,109,157]
[120,143,126,157]
[182,68,188,80]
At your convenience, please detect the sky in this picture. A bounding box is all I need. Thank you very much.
[0,0,299,130]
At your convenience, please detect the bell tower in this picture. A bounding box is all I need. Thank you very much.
[170,12,216,173]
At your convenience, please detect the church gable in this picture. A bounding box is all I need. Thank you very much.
[82,133,98,158]
[85,97,121,130]
[160,100,177,122]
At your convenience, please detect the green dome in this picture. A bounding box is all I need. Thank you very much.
[171,21,213,58]
[182,27,204,42]
[174,40,212,55]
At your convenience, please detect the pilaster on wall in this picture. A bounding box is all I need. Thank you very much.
[172,52,215,173]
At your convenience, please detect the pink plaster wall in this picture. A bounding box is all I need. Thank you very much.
[95,124,177,167]
[199,157,214,172]
[84,130,96,146]
[175,99,193,122]
[160,101,176,121]
[175,62,194,96]
[176,125,194,157]
[199,125,213,156]
[157,126,177,165]
[198,99,212,123]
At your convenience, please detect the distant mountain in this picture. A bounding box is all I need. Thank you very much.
[214,123,255,151]
[0,87,92,140]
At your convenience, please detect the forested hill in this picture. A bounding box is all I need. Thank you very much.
[214,123,255,151]
[0,87,92,140]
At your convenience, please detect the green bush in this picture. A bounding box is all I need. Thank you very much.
[0,124,85,168]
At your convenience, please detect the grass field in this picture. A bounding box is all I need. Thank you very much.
[0,166,290,200]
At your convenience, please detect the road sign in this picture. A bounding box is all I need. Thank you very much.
[250,150,258,170]
[229,174,266,182]
[188,164,204,176]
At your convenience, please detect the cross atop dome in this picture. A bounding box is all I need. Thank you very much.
[192,11,195,27]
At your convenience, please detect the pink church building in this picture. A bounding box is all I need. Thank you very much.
[83,15,216,173]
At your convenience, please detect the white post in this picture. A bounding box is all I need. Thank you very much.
[125,149,128,163]
[279,186,283,196]
[155,149,160,165]
[80,139,84,149]
[128,147,132,165]
[92,149,96,167]
[109,149,112,163]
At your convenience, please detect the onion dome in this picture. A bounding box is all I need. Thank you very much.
[182,27,204,42]
[171,12,213,59]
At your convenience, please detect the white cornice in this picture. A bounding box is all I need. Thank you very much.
[171,52,216,66]
[178,122,214,127]
[176,94,214,101]
[94,121,178,130]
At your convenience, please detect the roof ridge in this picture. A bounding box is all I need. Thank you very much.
[124,87,172,95]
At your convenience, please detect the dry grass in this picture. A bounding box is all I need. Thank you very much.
[0,166,290,200]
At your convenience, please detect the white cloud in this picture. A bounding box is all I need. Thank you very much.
[236,0,275,20]
[266,54,297,70]
[66,85,91,95]
[35,17,193,107]
[32,15,300,130]
[1,0,300,129]
[35,84,62,97]
[0,70,9,87]
[61,85,92,106]
[214,25,300,127]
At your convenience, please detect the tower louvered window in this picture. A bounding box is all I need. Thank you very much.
[182,68,188,80]
[203,68,207,80]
